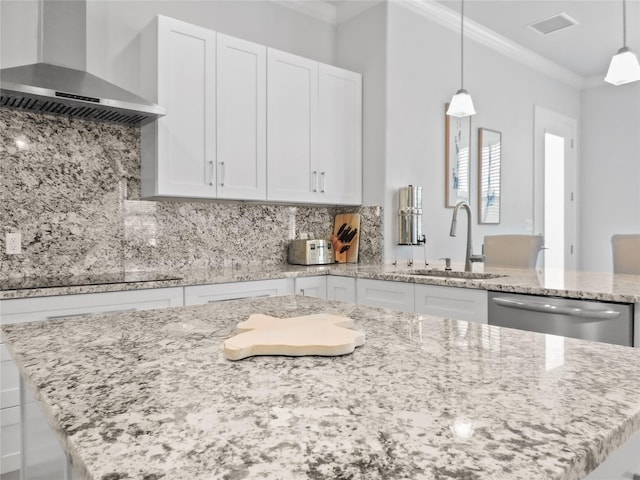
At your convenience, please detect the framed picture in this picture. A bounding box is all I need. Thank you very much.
[478,128,502,224]
[445,104,472,208]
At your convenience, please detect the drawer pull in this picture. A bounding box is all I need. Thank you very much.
[46,312,93,320]
[208,294,271,303]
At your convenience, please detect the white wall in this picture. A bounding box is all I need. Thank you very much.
[0,0,39,68]
[335,2,387,209]
[85,0,336,96]
[383,2,581,264]
[580,82,640,272]
[1,1,336,97]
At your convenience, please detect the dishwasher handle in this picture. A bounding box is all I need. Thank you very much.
[492,297,622,320]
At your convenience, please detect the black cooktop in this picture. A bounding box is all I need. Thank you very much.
[0,272,183,291]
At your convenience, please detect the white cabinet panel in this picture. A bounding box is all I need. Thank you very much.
[216,33,267,200]
[1,345,20,410]
[184,279,294,305]
[142,15,216,198]
[1,406,20,475]
[327,276,356,303]
[414,284,488,324]
[294,276,327,299]
[318,64,362,205]
[0,288,184,326]
[357,279,414,312]
[585,430,640,480]
[266,48,319,203]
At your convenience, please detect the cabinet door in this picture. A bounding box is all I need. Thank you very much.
[184,279,294,305]
[0,406,20,474]
[153,16,216,198]
[267,48,319,203]
[357,279,415,312]
[217,33,266,200]
[414,284,488,323]
[318,64,362,205]
[294,276,327,299]
[327,276,356,303]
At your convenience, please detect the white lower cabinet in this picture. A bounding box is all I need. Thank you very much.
[0,287,184,479]
[585,430,640,479]
[356,278,415,312]
[294,276,327,299]
[414,284,488,324]
[327,276,357,303]
[184,278,294,305]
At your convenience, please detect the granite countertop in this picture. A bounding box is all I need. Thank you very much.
[2,295,640,480]
[1,263,640,303]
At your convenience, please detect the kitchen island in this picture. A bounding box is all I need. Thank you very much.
[2,295,640,480]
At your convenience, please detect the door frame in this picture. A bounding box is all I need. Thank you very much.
[533,105,579,270]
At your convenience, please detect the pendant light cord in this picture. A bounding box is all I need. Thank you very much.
[460,0,465,90]
[622,0,627,47]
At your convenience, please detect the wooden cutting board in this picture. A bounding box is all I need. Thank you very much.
[332,213,360,263]
[223,313,365,361]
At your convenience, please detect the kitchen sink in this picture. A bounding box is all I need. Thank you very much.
[400,269,505,280]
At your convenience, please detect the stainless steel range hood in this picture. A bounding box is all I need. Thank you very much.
[0,62,165,126]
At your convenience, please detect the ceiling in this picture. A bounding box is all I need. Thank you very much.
[325,0,640,79]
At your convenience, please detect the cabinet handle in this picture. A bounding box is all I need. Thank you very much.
[320,172,326,193]
[46,312,93,320]
[219,161,225,187]
[312,171,318,192]
[209,161,214,186]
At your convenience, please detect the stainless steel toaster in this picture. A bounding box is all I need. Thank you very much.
[288,239,334,265]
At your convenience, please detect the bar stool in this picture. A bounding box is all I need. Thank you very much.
[483,235,544,269]
[611,234,640,275]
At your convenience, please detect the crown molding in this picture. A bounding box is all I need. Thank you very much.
[272,0,337,25]
[335,1,383,24]
[399,0,585,90]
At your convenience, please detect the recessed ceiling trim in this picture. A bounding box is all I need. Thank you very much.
[400,0,584,89]
[528,12,579,36]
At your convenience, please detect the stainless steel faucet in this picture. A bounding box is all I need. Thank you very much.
[449,201,484,272]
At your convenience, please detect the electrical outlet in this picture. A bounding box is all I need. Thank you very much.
[6,232,21,255]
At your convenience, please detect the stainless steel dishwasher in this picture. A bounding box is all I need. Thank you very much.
[488,292,634,347]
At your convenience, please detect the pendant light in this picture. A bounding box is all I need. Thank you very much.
[447,0,476,117]
[605,0,640,85]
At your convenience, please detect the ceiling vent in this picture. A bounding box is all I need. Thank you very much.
[528,12,579,35]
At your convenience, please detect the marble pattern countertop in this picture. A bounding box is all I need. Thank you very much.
[2,263,640,304]
[2,295,640,480]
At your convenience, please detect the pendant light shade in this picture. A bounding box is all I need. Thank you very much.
[447,89,476,117]
[605,0,640,85]
[447,0,475,117]
[605,47,640,85]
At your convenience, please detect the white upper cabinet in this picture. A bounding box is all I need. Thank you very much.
[216,33,267,200]
[141,16,216,198]
[142,16,361,205]
[267,49,319,203]
[267,49,363,205]
[318,64,362,205]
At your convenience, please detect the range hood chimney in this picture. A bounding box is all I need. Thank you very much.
[0,1,164,126]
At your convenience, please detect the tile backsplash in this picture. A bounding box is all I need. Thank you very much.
[0,109,382,278]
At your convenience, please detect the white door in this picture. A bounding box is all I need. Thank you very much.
[318,63,363,205]
[216,33,267,200]
[156,16,216,197]
[266,48,319,203]
[534,106,578,271]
